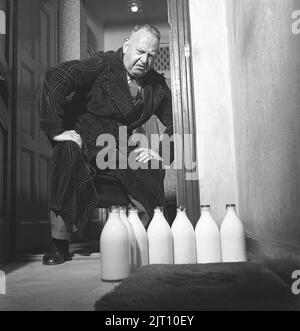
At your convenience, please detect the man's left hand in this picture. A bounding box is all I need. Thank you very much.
[135,148,163,163]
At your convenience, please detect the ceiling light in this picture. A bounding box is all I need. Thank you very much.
[131,5,139,13]
[128,0,142,14]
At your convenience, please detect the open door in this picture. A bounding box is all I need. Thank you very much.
[15,0,58,251]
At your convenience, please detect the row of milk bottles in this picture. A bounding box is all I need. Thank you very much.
[100,205,247,282]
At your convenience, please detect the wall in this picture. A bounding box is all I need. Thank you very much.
[104,21,169,52]
[86,14,104,52]
[86,0,168,52]
[189,0,239,224]
[189,0,300,263]
[226,0,300,262]
[85,0,105,52]
[59,0,81,61]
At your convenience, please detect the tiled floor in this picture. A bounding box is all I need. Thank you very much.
[0,259,117,311]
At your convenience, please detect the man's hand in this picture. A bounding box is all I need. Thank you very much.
[53,130,82,148]
[135,148,163,163]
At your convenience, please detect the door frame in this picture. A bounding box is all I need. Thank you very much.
[168,0,200,224]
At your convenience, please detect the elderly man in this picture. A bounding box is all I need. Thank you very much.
[40,24,173,265]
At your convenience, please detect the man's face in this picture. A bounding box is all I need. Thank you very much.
[123,29,160,79]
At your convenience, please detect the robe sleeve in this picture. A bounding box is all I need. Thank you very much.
[40,53,105,140]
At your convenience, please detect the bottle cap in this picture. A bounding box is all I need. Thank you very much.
[128,207,138,212]
[119,206,127,212]
[177,206,186,211]
[154,206,163,212]
[110,205,120,212]
[226,204,236,209]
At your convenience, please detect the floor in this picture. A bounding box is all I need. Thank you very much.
[0,248,298,311]
[0,259,117,311]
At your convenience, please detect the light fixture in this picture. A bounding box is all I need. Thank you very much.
[128,0,142,14]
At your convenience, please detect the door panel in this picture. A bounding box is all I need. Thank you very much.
[16,0,58,251]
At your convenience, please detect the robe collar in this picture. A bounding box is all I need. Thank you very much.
[99,48,167,125]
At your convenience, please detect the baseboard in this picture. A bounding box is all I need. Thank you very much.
[246,232,300,284]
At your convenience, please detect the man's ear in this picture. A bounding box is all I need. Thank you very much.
[123,39,129,54]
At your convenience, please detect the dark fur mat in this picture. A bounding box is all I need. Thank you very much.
[95,262,299,311]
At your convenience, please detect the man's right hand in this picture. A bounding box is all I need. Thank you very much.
[53,130,83,148]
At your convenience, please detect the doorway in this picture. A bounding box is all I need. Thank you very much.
[10,0,200,257]
[80,0,178,248]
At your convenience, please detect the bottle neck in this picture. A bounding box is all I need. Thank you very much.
[227,207,236,212]
[226,207,237,216]
[109,210,120,219]
[154,207,163,214]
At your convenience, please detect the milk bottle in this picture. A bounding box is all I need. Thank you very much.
[171,207,197,264]
[100,206,130,281]
[220,204,247,262]
[119,207,137,271]
[195,205,222,264]
[127,207,149,267]
[148,207,174,265]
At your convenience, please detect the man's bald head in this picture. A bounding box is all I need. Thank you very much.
[129,24,161,42]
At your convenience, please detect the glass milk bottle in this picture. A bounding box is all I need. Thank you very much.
[195,205,222,264]
[119,207,137,271]
[148,207,174,264]
[100,206,130,281]
[127,207,149,267]
[220,204,247,262]
[171,207,197,264]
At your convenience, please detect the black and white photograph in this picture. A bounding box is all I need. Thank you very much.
[0,0,299,315]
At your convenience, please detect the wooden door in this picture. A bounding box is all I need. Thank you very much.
[0,0,12,263]
[15,0,58,251]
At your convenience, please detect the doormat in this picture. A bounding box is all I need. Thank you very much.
[95,262,299,311]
